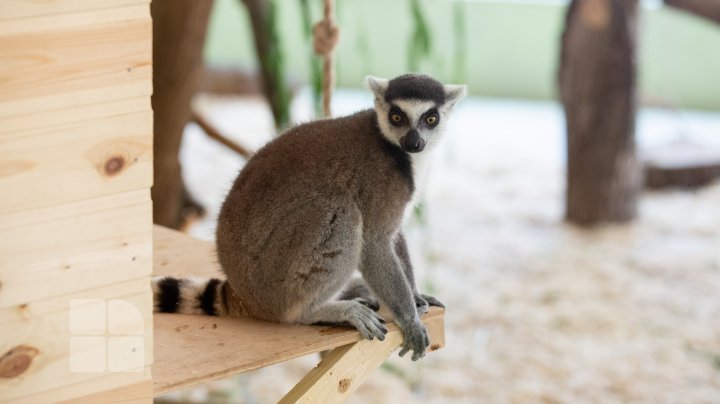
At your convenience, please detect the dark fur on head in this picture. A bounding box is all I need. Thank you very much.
[384,74,446,105]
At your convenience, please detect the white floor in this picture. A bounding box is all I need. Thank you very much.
[173,90,720,403]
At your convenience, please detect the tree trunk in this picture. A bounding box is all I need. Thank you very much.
[559,0,641,226]
[151,0,213,229]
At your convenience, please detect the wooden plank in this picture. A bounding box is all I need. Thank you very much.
[279,333,404,403]
[8,378,152,404]
[0,15,151,118]
[280,319,443,403]
[281,313,445,403]
[0,97,150,136]
[0,279,152,402]
[60,380,152,404]
[152,226,446,396]
[0,111,152,214]
[0,190,152,307]
[0,0,148,22]
[0,3,149,35]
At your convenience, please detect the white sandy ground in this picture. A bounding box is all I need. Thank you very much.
[160,90,720,403]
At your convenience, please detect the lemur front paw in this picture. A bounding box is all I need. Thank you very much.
[346,301,387,341]
[398,320,430,361]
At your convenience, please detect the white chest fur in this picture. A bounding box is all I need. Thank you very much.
[403,150,434,223]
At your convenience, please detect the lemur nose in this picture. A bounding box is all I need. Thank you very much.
[401,129,425,153]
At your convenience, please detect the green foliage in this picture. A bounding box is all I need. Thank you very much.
[299,0,324,117]
[265,0,291,129]
[452,1,467,83]
[407,0,433,72]
[412,199,427,226]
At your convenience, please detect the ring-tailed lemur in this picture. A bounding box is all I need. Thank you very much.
[153,74,467,361]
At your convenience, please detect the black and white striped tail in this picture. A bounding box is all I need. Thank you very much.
[151,276,228,316]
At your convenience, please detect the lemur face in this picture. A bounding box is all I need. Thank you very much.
[367,74,467,153]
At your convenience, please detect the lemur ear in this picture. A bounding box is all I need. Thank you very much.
[443,84,468,110]
[365,76,389,102]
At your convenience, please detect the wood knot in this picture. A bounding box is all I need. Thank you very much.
[0,345,39,378]
[338,378,351,393]
[429,344,441,352]
[104,156,125,176]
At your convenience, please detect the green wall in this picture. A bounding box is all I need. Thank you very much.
[205,0,720,111]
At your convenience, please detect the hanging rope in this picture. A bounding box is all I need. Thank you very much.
[312,0,339,117]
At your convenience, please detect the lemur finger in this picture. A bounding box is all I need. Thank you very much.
[356,312,387,340]
[421,294,445,308]
[399,345,410,357]
[370,312,387,327]
[352,320,374,341]
[366,322,386,341]
[414,294,428,308]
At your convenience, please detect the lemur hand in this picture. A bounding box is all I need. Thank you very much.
[421,294,445,309]
[414,293,445,316]
[398,320,430,361]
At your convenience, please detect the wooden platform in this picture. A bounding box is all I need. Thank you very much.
[152,226,445,402]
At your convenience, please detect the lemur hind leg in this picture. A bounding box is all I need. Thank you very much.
[337,277,380,311]
[277,202,387,341]
[300,300,387,340]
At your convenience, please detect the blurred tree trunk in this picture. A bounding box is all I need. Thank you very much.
[664,0,720,24]
[151,0,213,229]
[559,0,641,226]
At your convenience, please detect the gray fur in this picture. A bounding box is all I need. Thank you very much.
[156,74,466,361]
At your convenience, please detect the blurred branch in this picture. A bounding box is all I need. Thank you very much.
[197,66,263,96]
[664,0,720,24]
[191,110,254,159]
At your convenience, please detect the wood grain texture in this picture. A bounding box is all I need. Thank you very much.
[0,0,148,22]
[0,279,152,402]
[0,14,151,118]
[60,380,152,404]
[0,111,152,214]
[0,3,149,35]
[6,371,152,404]
[0,190,152,307]
[0,97,150,137]
[152,226,446,396]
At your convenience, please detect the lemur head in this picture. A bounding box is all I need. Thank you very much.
[366,74,467,153]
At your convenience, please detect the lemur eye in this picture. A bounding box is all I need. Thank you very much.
[391,114,402,123]
[426,115,438,125]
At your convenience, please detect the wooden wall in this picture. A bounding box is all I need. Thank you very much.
[0,0,153,402]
